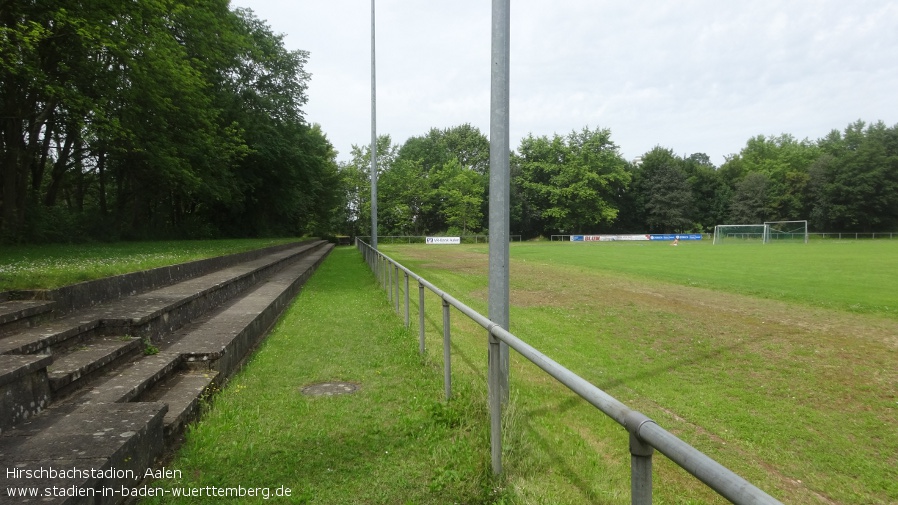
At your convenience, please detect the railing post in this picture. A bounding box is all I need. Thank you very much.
[404,273,410,327]
[625,413,655,505]
[442,299,452,400]
[395,265,401,314]
[630,432,654,505]
[388,260,393,303]
[418,282,426,355]
[488,327,502,475]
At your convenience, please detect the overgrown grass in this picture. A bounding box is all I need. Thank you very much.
[379,241,898,504]
[143,247,506,504]
[0,238,300,291]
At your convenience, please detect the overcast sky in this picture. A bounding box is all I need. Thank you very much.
[230,1,897,166]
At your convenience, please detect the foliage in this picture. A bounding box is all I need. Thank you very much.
[632,147,694,233]
[0,2,342,242]
[513,127,629,235]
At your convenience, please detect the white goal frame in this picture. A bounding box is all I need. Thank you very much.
[764,220,809,244]
[712,224,769,245]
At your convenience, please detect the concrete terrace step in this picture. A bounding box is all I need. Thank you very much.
[78,352,183,405]
[0,240,334,504]
[0,355,53,435]
[1,402,168,504]
[0,241,327,357]
[165,243,334,378]
[0,300,56,334]
[0,319,101,356]
[47,336,143,396]
[138,371,216,439]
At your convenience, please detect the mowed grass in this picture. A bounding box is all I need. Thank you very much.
[0,238,300,291]
[379,240,898,504]
[143,247,504,504]
[510,239,898,318]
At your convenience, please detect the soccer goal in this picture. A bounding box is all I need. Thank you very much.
[764,220,809,243]
[712,224,769,244]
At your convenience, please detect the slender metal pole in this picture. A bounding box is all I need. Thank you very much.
[488,0,511,477]
[370,0,378,250]
[404,273,410,326]
[442,299,452,400]
[418,282,426,354]
[489,0,511,402]
[394,264,400,313]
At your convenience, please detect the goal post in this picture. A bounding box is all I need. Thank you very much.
[712,224,769,244]
[764,220,809,243]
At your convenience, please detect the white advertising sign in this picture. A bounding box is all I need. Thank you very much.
[426,236,461,245]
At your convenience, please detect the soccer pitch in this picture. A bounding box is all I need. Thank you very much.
[511,239,898,318]
[380,240,898,504]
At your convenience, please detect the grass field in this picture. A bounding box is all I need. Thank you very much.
[7,238,893,503]
[143,247,503,504]
[378,239,898,504]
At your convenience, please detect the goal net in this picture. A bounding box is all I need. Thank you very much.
[764,220,809,243]
[712,224,769,244]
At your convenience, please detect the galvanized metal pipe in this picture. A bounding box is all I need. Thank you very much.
[443,300,452,401]
[630,431,654,505]
[442,299,452,400]
[394,264,400,313]
[369,0,378,251]
[418,282,426,355]
[404,273,410,326]
[488,0,511,409]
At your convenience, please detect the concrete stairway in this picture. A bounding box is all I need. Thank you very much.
[0,240,333,504]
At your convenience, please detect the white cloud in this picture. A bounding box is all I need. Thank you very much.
[232,0,898,165]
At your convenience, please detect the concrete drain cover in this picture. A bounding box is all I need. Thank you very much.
[301,382,359,396]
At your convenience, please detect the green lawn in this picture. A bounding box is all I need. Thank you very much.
[508,240,898,318]
[144,247,504,504]
[378,240,898,504]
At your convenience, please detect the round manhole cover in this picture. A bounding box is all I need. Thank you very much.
[301,382,359,396]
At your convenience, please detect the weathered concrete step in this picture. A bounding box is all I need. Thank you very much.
[0,300,56,333]
[165,243,334,378]
[0,355,52,436]
[11,240,315,317]
[0,241,327,358]
[0,319,101,356]
[79,352,182,405]
[47,336,143,396]
[0,401,167,505]
[139,371,216,439]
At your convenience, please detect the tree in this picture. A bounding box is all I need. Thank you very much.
[393,124,489,233]
[636,147,694,233]
[721,134,819,222]
[1,2,342,241]
[812,120,898,231]
[433,159,484,235]
[514,127,629,235]
[340,135,398,237]
[729,172,771,223]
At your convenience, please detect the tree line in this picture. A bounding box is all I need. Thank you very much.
[1,1,342,243]
[4,4,895,244]
[342,120,898,238]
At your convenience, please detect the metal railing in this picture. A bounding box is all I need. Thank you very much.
[358,238,783,505]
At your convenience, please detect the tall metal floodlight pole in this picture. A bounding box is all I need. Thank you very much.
[488,0,510,476]
[370,0,378,250]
